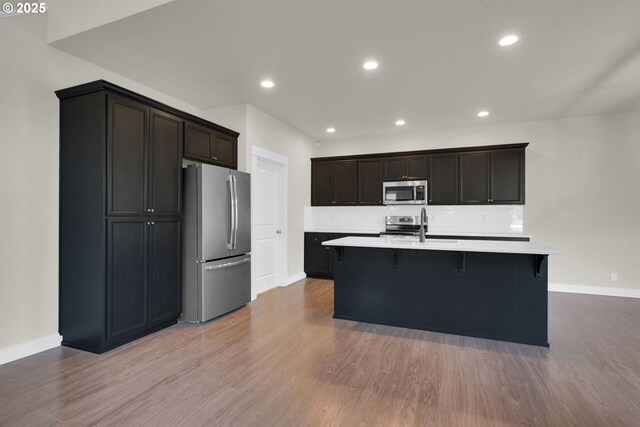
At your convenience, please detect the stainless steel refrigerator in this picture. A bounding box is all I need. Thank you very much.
[181,164,251,323]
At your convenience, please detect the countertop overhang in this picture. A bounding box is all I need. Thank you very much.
[322,236,557,255]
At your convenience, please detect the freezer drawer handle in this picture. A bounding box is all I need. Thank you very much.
[205,258,251,271]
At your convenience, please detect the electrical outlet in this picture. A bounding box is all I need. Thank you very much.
[610,272,618,282]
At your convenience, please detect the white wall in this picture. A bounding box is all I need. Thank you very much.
[317,112,640,291]
[245,105,317,278]
[0,15,208,353]
[204,105,318,280]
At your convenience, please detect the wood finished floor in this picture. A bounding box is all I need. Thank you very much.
[1,279,639,426]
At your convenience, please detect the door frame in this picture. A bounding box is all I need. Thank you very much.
[251,146,288,300]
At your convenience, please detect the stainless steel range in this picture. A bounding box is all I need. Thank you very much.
[379,215,427,236]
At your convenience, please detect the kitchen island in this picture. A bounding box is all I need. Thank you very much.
[323,236,557,347]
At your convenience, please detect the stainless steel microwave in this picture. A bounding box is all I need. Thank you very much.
[383,180,428,205]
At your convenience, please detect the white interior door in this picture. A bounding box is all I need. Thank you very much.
[254,157,283,295]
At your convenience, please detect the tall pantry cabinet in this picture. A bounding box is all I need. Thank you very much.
[57,81,185,353]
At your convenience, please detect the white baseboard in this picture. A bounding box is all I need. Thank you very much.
[282,272,306,287]
[0,333,62,366]
[549,283,640,299]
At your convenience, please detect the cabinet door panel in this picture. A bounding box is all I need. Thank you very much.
[184,122,213,162]
[491,149,524,204]
[358,159,384,205]
[213,131,237,169]
[108,96,148,215]
[428,154,459,204]
[108,220,147,339]
[149,220,181,324]
[150,110,182,216]
[459,152,490,204]
[311,162,336,206]
[335,161,358,205]
[405,155,428,179]
[384,157,406,180]
[304,243,329,276]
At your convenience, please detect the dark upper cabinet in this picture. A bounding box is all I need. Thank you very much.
[428,153,459,204]
[311,144,525,207]
[405,155,428,179]
[335,161,358,205]
[384,157,406,180]
[213,131,238,168]
[107,97,183,217]
[358,159,384,205]
[108,95,148,216]
[490,149,524,204]
[458,149,524,204]
[184,121,238,169]
[311,160,357,206]
[311,161,336,205]
[150,110,183,216]
[184,122,213,161]
[149,219,181,324]
[384,155,428,180]
[459,152,490,204]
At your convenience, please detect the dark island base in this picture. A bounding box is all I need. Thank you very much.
[333,247,549,347]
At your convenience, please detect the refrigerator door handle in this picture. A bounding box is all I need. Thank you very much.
[205,257,251,271]
[233,174,239,250]
[227,176,235,250]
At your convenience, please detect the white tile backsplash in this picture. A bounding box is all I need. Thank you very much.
[304,205,524,234]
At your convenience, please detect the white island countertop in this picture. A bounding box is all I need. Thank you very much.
[322,236,558,255]
[306,229,531,239]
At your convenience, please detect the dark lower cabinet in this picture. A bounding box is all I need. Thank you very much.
[107,218,181,344]
[108,219,148,340]
[304,232,379,278]
[57,81,197,354]
[149,220,182,324]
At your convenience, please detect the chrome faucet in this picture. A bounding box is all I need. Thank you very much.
[419,207,428,242]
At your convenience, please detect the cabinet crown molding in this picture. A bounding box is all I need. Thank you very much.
[56,80,240,138]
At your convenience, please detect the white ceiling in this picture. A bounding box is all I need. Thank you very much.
[51,0,640,141]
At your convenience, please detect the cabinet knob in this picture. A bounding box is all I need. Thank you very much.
[212,156,218,160]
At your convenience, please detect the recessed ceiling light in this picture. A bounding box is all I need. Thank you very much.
[326,127,336,133]
[498,34,519,47]
[395,119,406,126]
[363,60,378,70]
[477,111,490,117]
[260,80,274,88]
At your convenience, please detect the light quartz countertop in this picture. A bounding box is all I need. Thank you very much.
[322,236,557,255]
[305,229,531,239]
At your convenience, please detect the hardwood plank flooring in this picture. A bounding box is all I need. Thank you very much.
[1,278,639,426]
